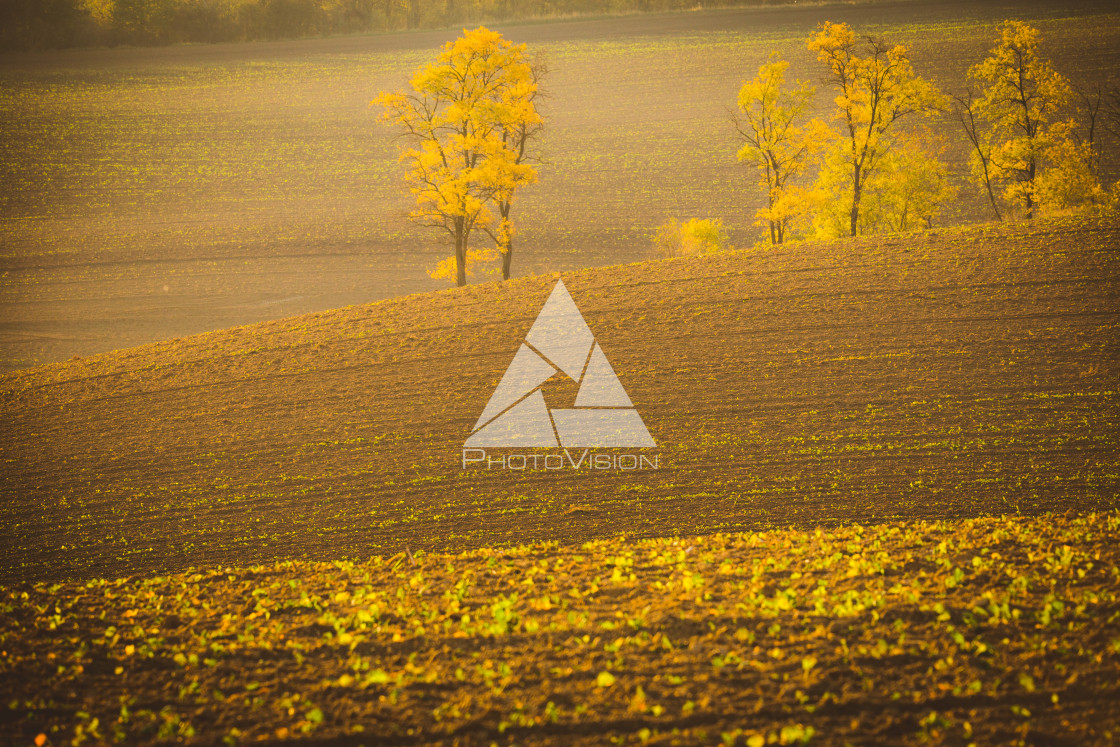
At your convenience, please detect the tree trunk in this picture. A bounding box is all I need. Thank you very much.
[982,160,1002,221]
[454,218,466,287]
[501,237,513,280]
[850,163,862,236]
[499,201,513,280]
[1025,159,1035,219]
[1017,79,1035,219]
[766,185,778,245]
[956,94,1002,221]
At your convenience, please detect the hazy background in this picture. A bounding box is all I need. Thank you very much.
[2,0,1118,370]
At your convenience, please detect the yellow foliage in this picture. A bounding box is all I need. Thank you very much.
[653,218,730,258]
[812,128,955,237]
[78,0,113,24]
[735,54,828,244]
[375,27,540,286]
[428,248,499,282]
[808,22,945,237]
[968,20,1072,218]
[1036,121,1104,214]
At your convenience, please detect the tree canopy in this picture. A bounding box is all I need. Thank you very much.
[734,55,827,244]
[807,22,946,237]
[965,20,1075,218]
[375,26,540,286]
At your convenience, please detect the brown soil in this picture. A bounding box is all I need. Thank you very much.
[1,215,1117,584]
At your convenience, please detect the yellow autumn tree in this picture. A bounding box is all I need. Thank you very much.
[966,20,1075,218]
[952,87,1004,220]
[862,130,957,232]
[483,54,546,280]
[809,131,954,237]
[1035,120,1105,213]
[808,22,945,237]
[375,26,539,286]
[734,54,828,244]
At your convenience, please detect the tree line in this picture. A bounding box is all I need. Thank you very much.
[735,20,1120,245]
[379,23,1120,286]
[0,0,761,51]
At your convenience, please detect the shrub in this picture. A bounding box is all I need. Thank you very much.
[653,218,730,258]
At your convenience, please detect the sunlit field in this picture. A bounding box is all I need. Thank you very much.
[5,513,1119,744]
[2,210,1118,741]
[2,1,1120,745]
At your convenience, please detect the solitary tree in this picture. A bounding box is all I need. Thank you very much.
[808,22,945,236]
[375,27,539,286]
[734,54,827,244]
[966,20,1071,219]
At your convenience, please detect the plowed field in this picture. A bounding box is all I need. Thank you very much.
[2,216,1117,583]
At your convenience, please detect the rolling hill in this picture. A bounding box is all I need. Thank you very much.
[4,0,1119,371]
[2,215,1117,584]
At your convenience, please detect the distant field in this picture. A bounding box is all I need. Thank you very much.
[2,0,1119,369]
[1,214,1117,583]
